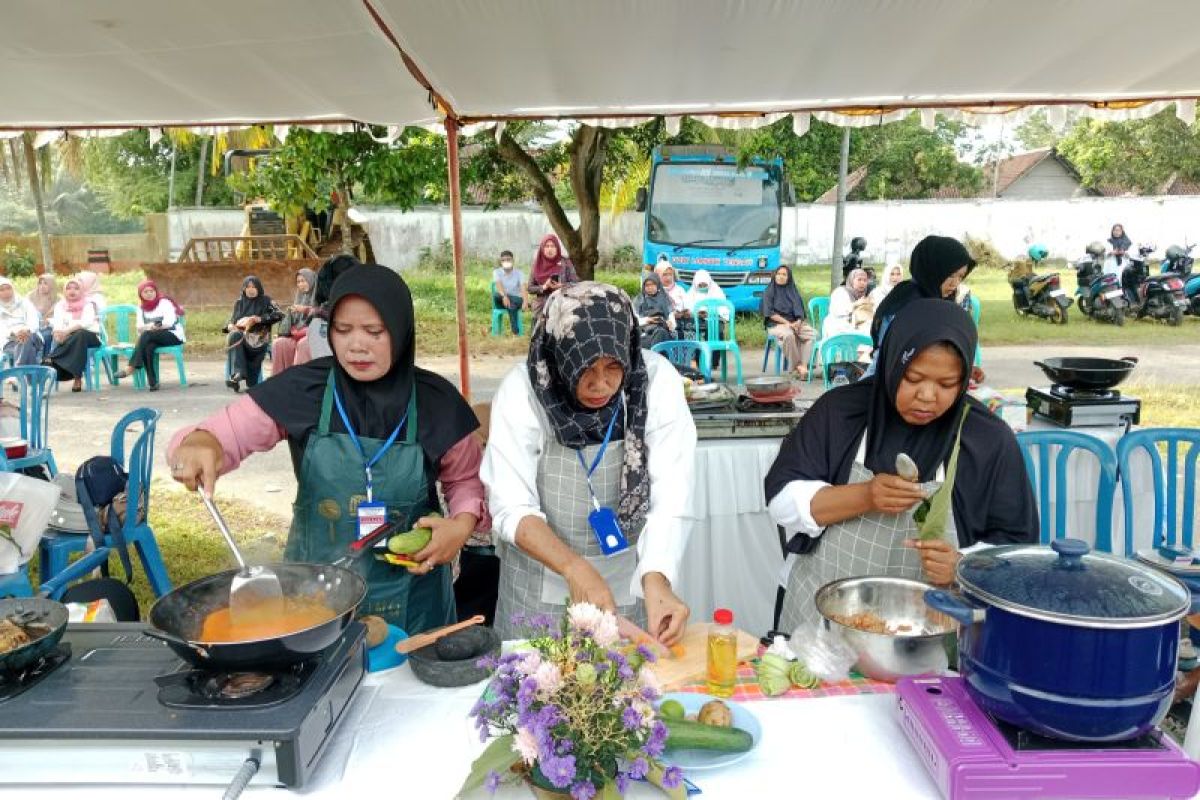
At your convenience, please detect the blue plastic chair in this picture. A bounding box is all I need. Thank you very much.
[38,407,172,598]
[85,305,138,392]
[805,296,831,382]
[651,340,711,381]
[132,317,188,389]
[692,298,743,385]
[0,365,57,477]
[967,294,982,367]
[818,333,873,388]
[489,282,524,336]
[1015,430,1118,553]
[1115,428,1200,555]
[762,333,789,375]
[0,546,116,600]
[0,566,33,597]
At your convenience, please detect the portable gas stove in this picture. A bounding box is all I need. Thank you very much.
[1026,384,1141,430]
[897,676,1200,800]
[0,621,366,791]
[691,395,809,439]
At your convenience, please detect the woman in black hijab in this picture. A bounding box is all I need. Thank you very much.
[761,265,816,379]
[870,235,975,348]
[223,276,283,392]
[633,271,676,348]
[167,264,487,633]
[765,298,1036,631]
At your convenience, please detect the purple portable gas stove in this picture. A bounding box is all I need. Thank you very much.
[897,676,1200,800]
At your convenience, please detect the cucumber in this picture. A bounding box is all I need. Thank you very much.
[662,718,753,753]
[387,527,432,555]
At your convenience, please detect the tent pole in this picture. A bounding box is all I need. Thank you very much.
[445,117,471,401]
[830,126,851,291]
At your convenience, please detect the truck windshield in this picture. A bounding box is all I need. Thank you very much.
[647,163,780,249]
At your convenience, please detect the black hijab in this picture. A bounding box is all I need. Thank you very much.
[528,282,650,533]
[761,266,807,325]
[313,254,361,318]
[249,264,478,472]
[871,236,975,345]
[1108,225,1132,252]
[634,272,673,320]
[230,276,274,322]
[765,298,1037,549]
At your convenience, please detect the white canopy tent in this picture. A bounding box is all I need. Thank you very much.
[5,0,1200,393]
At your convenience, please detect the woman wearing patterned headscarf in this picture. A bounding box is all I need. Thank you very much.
[481,282,696,645]
[271,267,318,375]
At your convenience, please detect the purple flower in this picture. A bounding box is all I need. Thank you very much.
[621,704,643,731]
[662,766,683,789]
[616,771,631,794]
[644,721,668,758]
[540,753,577,789]
[636,644,657,663]
[628,757,649,780]
[594,661,610,674]
[517,678,539,710]
[530,612,556,630]
[640,686,659,702]
[570,780,596,800]
[484,770,502,793]
[509,611,527,628]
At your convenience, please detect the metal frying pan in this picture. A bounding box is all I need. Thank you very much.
[0,597,68,673]
[1033,356,1137,391]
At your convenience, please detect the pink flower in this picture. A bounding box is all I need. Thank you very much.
[534,661,563,699]
[515,651,542,677]
[567,603,619,646]
[513,726,539,766]
[637,665,661,694]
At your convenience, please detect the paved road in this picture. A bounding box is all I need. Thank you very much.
[41,343,1198,519]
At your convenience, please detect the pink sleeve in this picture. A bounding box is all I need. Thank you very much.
[438,434,492,535]
[167,396,288,475]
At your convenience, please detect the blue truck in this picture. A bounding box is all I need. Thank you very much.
[637,145,790,312]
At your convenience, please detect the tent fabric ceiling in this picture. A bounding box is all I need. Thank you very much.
[3,0,1200,133]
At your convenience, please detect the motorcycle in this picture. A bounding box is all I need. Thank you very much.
[1010,244,1071,324]
[1075,242,1128,326]
[1160,244,1200,315]
[1122,244,1187,326]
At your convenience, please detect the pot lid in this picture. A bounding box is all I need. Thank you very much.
[958,539,1190,627]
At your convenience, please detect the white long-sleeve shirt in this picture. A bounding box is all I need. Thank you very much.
[50,300,99,334]
[481,350,696,597]
[137,298,185,342]
[0,299,40,343]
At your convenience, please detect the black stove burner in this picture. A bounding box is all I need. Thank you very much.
[990,715,1167,752]
[736,396,795,413]
[156,658,319,709]
[0,643,70,703]
[1049,384,1120,401]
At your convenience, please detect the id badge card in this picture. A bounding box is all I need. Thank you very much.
[356,502,388,541]
[588,507,629,556]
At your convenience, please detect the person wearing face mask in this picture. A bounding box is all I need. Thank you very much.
[492,249,525,335]
[0,278,43,367]
[481,282,696,646]
[765,299,1037,631]
[166,265,489,633]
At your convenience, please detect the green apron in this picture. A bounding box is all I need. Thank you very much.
[284,374,455,633]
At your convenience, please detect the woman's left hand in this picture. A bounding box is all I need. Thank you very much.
[407,513,475,576]
[904,539,961,586]
[642,573,689,646]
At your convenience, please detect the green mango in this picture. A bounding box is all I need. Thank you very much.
[387,526,432,555]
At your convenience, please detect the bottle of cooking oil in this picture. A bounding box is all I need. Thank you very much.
[706,608,736,697]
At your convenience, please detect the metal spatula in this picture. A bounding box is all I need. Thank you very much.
[199,490,284,624]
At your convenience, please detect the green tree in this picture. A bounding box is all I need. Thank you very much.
[1055,111,1200,194]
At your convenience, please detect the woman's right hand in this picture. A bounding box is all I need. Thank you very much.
[562,557,616,611]
[867,473,927,514]
[169,430,224,494]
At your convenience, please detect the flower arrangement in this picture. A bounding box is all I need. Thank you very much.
[458,603,685,799]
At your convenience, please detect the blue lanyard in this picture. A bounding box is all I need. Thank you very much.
[576,396,622,511]
[333,388,407,503]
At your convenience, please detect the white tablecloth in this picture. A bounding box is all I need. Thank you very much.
[676,437,784,636]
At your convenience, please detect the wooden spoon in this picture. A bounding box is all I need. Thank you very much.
[396,614,486,655]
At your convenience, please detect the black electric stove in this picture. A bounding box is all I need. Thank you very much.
[1026,385,1141,430]
[0,622,366,791]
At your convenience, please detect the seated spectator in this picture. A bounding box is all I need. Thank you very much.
[761,266,815,380]
[223,276,282,393]
[655,261,692,338]
[296,254,360,364]
[685,269,730,369]
[47,277,102,392]
[0,278,43,367]
[634,272,676,348]
[272,268,317,375]
[26,274,55,355]
[114,280,185,391]
[492,250,525,335]
[526,234,579,316]
[826,268,874,336]
[869,263,904,307]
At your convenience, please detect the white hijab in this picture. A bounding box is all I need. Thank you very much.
[0,278,22,315]
[684,269,730,320]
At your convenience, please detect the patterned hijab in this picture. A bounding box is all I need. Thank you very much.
[528,282,650,532]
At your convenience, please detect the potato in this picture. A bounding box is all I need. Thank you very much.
[361,615,389,648]
[697,699,733,727]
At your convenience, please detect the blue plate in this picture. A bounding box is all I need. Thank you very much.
[658,692,761,772]
[367,624,409,672]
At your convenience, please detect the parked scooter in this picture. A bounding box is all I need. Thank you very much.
[1075,241,1128,325]
[1160,244,1200,315]
[1010,244,1071,324]
[1122,243,1187,326]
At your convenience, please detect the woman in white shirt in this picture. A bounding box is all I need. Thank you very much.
[0,278,43,367]
[47,276,102,392]
[654,262,691,337]
[481,282,696,646]
[115,280,185,391]
[826,268,874,336]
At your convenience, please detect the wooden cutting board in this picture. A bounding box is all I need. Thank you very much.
[649,624,760,690]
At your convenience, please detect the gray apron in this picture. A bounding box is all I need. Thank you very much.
[495,436,646,640]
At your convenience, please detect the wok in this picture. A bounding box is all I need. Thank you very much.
[0,597,68,673]
[146,562,366,670]
[1033,356,1137,391]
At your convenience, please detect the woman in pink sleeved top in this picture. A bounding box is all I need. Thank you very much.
[167,264,489,633]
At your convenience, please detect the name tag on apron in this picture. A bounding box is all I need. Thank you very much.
[356,502,387,541]
[589,507,629,556]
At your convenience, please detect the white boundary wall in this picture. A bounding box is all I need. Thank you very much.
[168,195,1200,270]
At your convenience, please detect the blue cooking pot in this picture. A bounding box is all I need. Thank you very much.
[926,538,1189,742]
